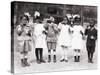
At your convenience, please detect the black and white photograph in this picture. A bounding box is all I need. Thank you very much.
[11,1,98,74]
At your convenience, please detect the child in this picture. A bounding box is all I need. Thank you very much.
[34,17,46,64]
[71,15,84,62]
[16,15,32,67]
[58,16,72,62]
[85,20,97,63]
[44,16,58,63]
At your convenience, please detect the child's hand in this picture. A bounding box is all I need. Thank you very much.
[42,30,47,35]
[80,31,83,36]
[90,36,95,39]
[82,35,86,40]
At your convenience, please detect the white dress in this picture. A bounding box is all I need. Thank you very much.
[34,23,47,48]
[71,25,84,49]
[58,23,72,47]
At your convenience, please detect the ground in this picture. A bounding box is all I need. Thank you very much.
[13,28,98,74]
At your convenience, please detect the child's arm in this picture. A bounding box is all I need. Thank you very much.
[84,26,90,35]
[94,29,97,40]
[16,25,23,36]
[53,24,59,33]
[58,23,62,32]
[44,23,48,30]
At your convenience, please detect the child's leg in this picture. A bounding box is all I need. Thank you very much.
[52,42,57,63]
[86,46,91,62]
[40,48,46,63]
[24,52,30,66]
[40,48,43,61]
[20,53,26,67]
[35,48,39,61]
[47,42,51,62]
[77,49,81,62]
[64,47,68,62]
[60,46,65,62]
[90,46,95,63]
[74,49,77,62]
[21,41,30,66]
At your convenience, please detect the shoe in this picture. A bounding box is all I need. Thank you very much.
[65,59,68,62]
[74,56,77,62]
[60,59,65,62]
[40,59,46,63]
[37,60,41,64]
[24,58,30,66]
[21,59,26,67]
[77,56,80,62]
[90,59,94,63]
[53,55,56,63]
[88,59,91,63]
[48,55,51,63]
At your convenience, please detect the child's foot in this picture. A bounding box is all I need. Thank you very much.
[65,59,68,62]
[24,58,30,66]
[21,59,26,67]
[37,60,41,64]
[48,55,51,63]
[88,59,90,63]
[25,62,30,66]
[40,59,46,63]
[53,60,57,63]
[90,60,94,63]
[60,59,65,62]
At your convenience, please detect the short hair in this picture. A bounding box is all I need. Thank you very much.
[20,15,29,22]
[90,19,96,24]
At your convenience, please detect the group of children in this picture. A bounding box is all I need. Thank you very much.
[16,12,97,67]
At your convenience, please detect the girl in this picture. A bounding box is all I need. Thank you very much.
[71,15,84,62]
[44,16,58,63]
[16,15,32,67]
[34,18,46,64]
[58,16,72,62]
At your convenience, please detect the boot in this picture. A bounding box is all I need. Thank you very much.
[36,59,41,64]
[78,56,80,62]
[53,55,56,63]
[40,58,46,63]
[48,55,51,63]
[74,56,77,62]
[21,59,26,67]
[90,58,93,63]
[60,59,65,62]
[24,58,30,66]
[90,53,94,63]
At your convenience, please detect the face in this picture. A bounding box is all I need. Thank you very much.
[90,21,95,27]
[63,17,68,24]
[21,17,28,25]
[35,19,39,23]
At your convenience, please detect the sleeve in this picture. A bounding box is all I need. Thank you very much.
[80,26,84,36]
[58,23,62,31]
[94,29,97,40]
[27,26,33,37]
[81,26,84,33]
[16,25,23,36]
[53,24,59,33]
[70,26,74,34]
[68,26,73,34]
[85,28,88,35]
[44,23,48,30]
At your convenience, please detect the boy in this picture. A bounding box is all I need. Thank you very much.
[85,20,97,63]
